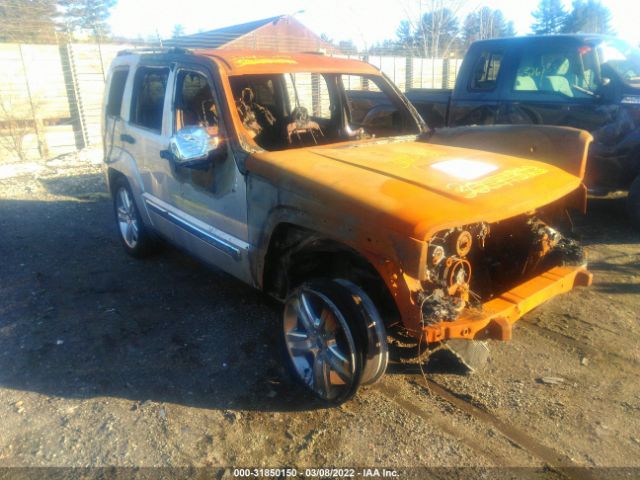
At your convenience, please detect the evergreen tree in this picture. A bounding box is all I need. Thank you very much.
[562,0,612,34]
[57,0,117,38]
[396,20,414,52]
[531,0,568,34]
[368,39,405,55]
[0,0,58,43]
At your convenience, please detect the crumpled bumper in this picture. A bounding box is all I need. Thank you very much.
[421,265,593,343]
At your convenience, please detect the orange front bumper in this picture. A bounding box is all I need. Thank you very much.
[422,266,593,343]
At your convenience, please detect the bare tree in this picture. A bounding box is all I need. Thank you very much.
[400,0,471,58]
[0,96,35,163]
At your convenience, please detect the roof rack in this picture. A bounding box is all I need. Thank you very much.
[117,47,192,57]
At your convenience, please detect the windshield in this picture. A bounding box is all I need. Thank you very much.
[228,71,420,151]
[596,38,640,86]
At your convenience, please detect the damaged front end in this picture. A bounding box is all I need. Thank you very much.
[417,212,592,344]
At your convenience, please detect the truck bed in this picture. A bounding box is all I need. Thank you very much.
[405,88,452,129]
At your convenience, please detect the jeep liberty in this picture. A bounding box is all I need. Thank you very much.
[102,48,592,403]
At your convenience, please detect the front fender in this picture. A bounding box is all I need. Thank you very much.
[247,174,426,329]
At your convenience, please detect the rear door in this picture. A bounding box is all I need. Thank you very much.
[103,66,130,166]
[122,62,180,240]
[449,46,507,127]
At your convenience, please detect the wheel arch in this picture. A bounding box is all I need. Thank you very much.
[261,222,401,325]
[106,164,151,226]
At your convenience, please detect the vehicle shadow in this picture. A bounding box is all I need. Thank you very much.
[574,196,640,246]
[0,190,319,413]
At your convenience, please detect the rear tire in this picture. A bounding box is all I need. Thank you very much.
[281,279,388,404]
[112,177,154,258]
[627,175,640,229]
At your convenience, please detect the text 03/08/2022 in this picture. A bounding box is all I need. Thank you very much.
[232,468,400,478]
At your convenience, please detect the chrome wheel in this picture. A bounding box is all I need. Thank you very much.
[115,186,140,249]
[283,287,358,401]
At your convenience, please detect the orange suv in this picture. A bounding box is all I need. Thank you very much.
[102,48,592,403]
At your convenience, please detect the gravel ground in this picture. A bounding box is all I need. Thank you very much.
[0,149,639,478]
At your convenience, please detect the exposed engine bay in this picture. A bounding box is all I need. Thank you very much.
[419,214,586,326]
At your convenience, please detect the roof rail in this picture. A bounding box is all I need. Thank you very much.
[117,47,192,57]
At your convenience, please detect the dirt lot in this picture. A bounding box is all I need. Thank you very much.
[0,150,639,478]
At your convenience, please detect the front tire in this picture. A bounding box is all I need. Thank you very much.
[112,177,153,257]
[282,279,388,404]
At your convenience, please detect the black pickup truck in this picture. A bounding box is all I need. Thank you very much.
[356,35,640,224]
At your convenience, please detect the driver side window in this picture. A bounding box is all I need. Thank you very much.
[174,70,224,190]
[175,70,219,135]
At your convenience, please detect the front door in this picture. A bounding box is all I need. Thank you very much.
[502,41,611,131]
[150,64,250,282]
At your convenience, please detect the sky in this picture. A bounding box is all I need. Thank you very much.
[109,0,640,48]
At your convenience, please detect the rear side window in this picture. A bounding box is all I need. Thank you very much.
[469,50,504,91]
[106,69,128,117]
[130,67,170,132]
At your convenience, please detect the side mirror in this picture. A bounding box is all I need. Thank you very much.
[163,126,220,169]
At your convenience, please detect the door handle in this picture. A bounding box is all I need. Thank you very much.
[120,134,136,144]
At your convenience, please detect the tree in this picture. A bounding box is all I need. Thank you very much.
[562,0,612,34]
[369,39,406,55]
[172,24,186,38]
[338,40,358,55]
[416,8,460,57]
[398,0,470,58]
[57,0,117,38]
[462,7,514,49]
[531,0,568,34]
[0,0,59,43]
[396,20,415,52]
